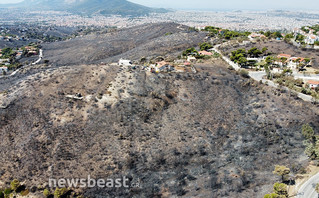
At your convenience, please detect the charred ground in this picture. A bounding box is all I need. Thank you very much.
[42,23,207,66]
[0,57,318,197]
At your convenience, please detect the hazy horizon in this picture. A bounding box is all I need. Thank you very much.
[0,0,318,11]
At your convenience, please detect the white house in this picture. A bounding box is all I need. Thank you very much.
[0,59,9,64]
[187,56,196,63]
[118,59,132,66]
[305,34,319,45]
[308,80,319,89]
[0,66,8,74]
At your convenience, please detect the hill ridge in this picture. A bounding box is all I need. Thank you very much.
[0,0,168,16]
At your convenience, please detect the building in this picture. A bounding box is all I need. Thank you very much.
[184,61,191,66]
[156,61,169,68]
[305,35,318,45]
[198,51,213,56]
[0,66,8,74]
[307,80,319,89]
[275,54,291,66]
[0,59,9,64]
[278,54,291,59]
[187,56,196,63]
[118,59,132,66]
[248,33,266,40]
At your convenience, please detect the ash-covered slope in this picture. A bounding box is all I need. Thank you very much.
[0,61,318,197]
[42,23,207,65]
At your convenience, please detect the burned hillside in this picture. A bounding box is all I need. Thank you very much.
[42,23,207,66]
[0,60,318,197]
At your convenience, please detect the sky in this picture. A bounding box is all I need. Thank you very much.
[0,0,318,11]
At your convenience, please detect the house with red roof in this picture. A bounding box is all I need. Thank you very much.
[307,80,319,89]
[198,51,213,56]
[275,54,291,66]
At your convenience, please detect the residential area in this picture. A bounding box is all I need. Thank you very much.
[117,42,219,76]
[0,43,41,75]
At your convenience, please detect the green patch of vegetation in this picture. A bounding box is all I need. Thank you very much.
[182,47,198,56]
[199,42,212,51]
[248,47,262,58]
[10,179,20,191]
[295,34,306,43]
[0,47,16,59]
[6,63,23,70]
[230,48,247,66]
[273,74,303,92]
[203,26,250,40]
[264,31,283,39]
[54,187,68,198]
[264,183,288,198]
[284,33,294,42]
[301,124,319,160]
[43,188,51,197]
[273,165,290,182]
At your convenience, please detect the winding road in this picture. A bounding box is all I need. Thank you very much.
[297,172,319,198]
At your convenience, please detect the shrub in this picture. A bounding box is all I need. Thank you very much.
[264,193,282,198]
[3,188,11,195]
[302,124,315,140]
[54,188,68,198]
[43,188,50,197]
[273,183,288,197]
[239,69,250,78]
[20,189,29,196]
[10,179,20,191]
[273,165,290,182]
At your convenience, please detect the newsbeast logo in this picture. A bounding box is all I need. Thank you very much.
[49,175,141,188]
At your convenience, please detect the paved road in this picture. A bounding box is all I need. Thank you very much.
[297,172,319,198]
[32,49,43,65]
[212,45,240,70]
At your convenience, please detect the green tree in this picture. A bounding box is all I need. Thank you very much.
[273,183,288,197]
[182,47,198,56]
[10,179,20,191]
[302,124,314,140]
[43,189,50,197]
[304,58,311,65]
[199,42,213,51]
[273,165,290,182]
[264,193,284,198]
[280,57,288,66]
[315,183,319,194]
[237,57,248,67]
[248,47,262,57]
[296,34,306,43]
[54,188,68,198]
[284,33,294,42]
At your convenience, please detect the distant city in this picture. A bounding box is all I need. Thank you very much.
[0,9,319,31]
